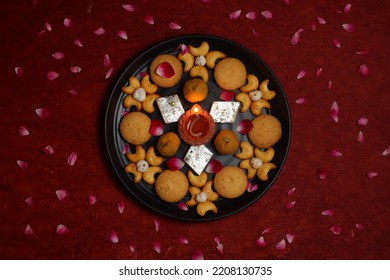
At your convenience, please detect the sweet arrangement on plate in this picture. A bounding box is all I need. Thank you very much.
[114,39,285,218]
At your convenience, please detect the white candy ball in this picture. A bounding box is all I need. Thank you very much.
[133,87,146,102]
[136,159,149,173]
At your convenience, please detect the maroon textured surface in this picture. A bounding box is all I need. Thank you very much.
[1,0,389,260]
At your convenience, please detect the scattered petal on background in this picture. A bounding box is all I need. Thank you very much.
[169,22,182,30]
[317,168,326,179]
[220,90,235,101]
[229,10,241,20]
[191,249,204,260]
[382,146,390,156]
[88,194,97,205]
[56,224,69,235]
[316,68,323,77]
[327,80,333,90]
[154,219,160,232]
[342,23,355,32]
[15,66,22,77]
[117,200,125,214]
[317,16,326,24]
[275,239,286,250]
[261,10,272,19]
[287,187,296,197]
[105,67,114,79]
[252,29,259,37]
[321,209,334,216]
[179,236,189,245]
[358,131,364,143]
[262,227,272,235]
[16,160,28,170]
[311,22,316,31]
[24,224,33,235]
[344,3,352,13]
[67,151,77,166]
[291,28,304,45]
[149,119,164,136]
[355,224,365,230]
[330,225,341,235]
[216,243,223,256]
[237,119,253,134]
[44,22,52,31]
[56,189,69,201]
[358,64,369,76]
[178,201,188,211]
[94,27,105,35]
[366,171,378,178]
[68,89,77,95]
[104,54,111,67]
[256,236,266,247]
[356,49,368,55]
[156,62,175,78]
[122,4,135,12]
[295,97,305,104]
[144,16,155,25]
[330,101,339,122]
[166,157,185,171]
[47,71,59,80]
[246,11,257,20]
[153,241,161,254]
[285,201,296,209]
[42,145,55,155]
[357,117,368,126]
[52,52,64,60]
[107,231,119,243]
[247,181,258,192]
[117,30,128,40]
[297,70,306,79]
[330,149,342,157]
[332,39,341,48]
[63,18,72,28]
[18,126,29,136]
[70,66,81,73]
[36,108,49,119]
[284,0,290,4]
[286,233,295,244]
[176,43,189,55]
[24,196,33,206]
[206,159,222,173]
[74,39,83,47]
[128,241,136,252]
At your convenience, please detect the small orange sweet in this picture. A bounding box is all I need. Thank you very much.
[183,78,208,103]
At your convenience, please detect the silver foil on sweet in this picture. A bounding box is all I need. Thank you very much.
[156,94,185,123]
[184,145,213,175]
[209,101,240,123]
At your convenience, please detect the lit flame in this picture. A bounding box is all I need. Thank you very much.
[191,104,201,114]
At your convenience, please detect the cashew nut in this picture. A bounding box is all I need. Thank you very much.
[259,79,276,100]
[185,186,201,206]
[142,93,160,113]
[140,74,158,94]
[240,74,259,92]
[124,163,142,183]
[250,99,271,116]
[145,146,164,166]
[239,159,257,179]
[187,170,208,188]
[235,141,254,160]
[123,95,142,111]
[257,162,276,181]
[143,166,162,185]
[254,147,275,163]
[126,145,146,163]
[235,92,251,113]
[205,50,226,69]
[201,180,219,201]
[189,41,209,57]
[196,201,218,216]
[189,65,208,82]
[121,76,140,94]
[178,52,194,72]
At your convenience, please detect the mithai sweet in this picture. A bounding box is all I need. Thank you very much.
[156,94,185,124]
[119,112,151,145]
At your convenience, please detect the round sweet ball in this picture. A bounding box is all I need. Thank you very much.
[150,54,183,88]
[183,78,208,103]
[119,112,152,145]
[155,170,189,203]
[248,114,282,149]
[156,132,181,157]
[213,129,239,155]
[214,57,247,91]
[214,166,247,199]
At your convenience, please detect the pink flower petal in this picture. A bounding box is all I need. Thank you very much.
[252,29,259,37]
[144,16,155,25]
[68,89,77,95]
[343,4,352,14]
[382,146,390,156]
[275,239,286,250]
[329,225,341,235]
[107,230,119,243]
[256,236,266,247]
[356,49,368,55]
[213,236,220,245]
[179,236,189,244]
[355,224,364,230]
[327,80,333,90]
[178,201,188,211]
[117,30,128,40]
[47,71,59,80]
[357,117,368,126]
[330,101,339,122]
[74,39,83,47]
[88,194,97,205]
[220,90,235,101]
[166,157,185,171]
[317,168,326,179]
[24,224,33,235]
[56,189,69,201]
[287,187,296,197]
[70,66,81,73]
[67,151,77,166]
[156,62,175,78]
[52,52,64,60]
[63,18,72,28]
[24,196,33,206]
[206,159,222,173]
[285,233,295,244]
[330,149,342,157]
[315,68,323,77]
[117,200,125,214]
[104,54,111,67]
[18,126,29,136]
[17,160,28,170]
[56,224,69,235]
[237,119,253,134]
[332,39,341,48]
[42,145,55,155]
[44,22,52,31]
[191,249,204,260]
[295,97,305,104]
[261,10,272,19]
[357,131,364,143]
[284,0,290,4]
[367,171,378,178]
[128,241,136,252]
[216,243,223,256]
[36,108,49,119]
[153,241,161,254]
[15,66,22,77]
[358,65,369,76]
[105,67,114,79]
[122,4,135,12]
[154,219,160,232]
[285,201,296,209]
[246,181,258,192]
[169,22,181,30]
[342,23,355,32]
[122,144,130,155]
[297,70,306,79]
[291,28,304,45]
[94,27,105,35]
[149,119,164,136]
[176,44,189,55]
[246,11,257,20]
[321,209,334,216]
[311,22,317,31]
[229,10,241,20]
[262,227,272,235]
[317,16,326,24]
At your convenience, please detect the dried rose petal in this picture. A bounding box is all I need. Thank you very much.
[36,108,49,119]
[295,97,305,104]
[156,62,175,78]
[356,49,368,55]
[297,70,306,79]
[67,151,77,166]
[104,54,110,67]
[321,209,334,216]
[252,29,259,37]
[63,18,72,28]
[247,181,258,192]
[116,30,128,40]
[344,4,352,13]
[179,236,189,244]
[291,28,304,45]
[229,10,241,20]
[285,201,296,209]
[169,22,181,30]
[367,171,378,178]
[285,233,295,244]
[117,200,125,214]
[153,241,161,254]
[330,149,342,157]
[237,119,253,134]
[88,194,97,205]
[105,67,114,79]
[316,68,323,77]
[15,66,23,77]
[18,126,29,136]
[122,4,135,12]
[311,22,317,31]
[74,39,83,47]
[382,146,390,156]
[42,145,55,155]
[166,157,185,171]
[56,224,69,235]
[17,160,28,170]
[355,224,364,230]
[94,27,105,35]
[206,159,222,173]
[342,23,355,32]
[262,227,272,235]
[287,187,296,197]
[107,230,119,243]
[216,243,223,256]
[275,239,286,250]
[246,11,256,20]
[358,65,369,76]
[357,117,368,126]
[327,80,333,90]
[144,16,155,25]
[128,241,136,252]
[332,39,341,48]
[70,66,81,73]
[176,44,189,55]
[47,71,59,80]
[149,119,164,136]
[220,90,235,101]
[256,236,266,247]
[178,201,188,211]
[317,16,326,24]
[191,249,204,260]
[329,225,341,234]
[317,168,326,179]
[24,224,33,235]
[261,10,272,19]
[24,196,33,206]
[330,101,339,122]
[68,89,77,95]
[52,52,64,60]
[154,219,160,232]
[56,189,68,201]
[357,131,364,143]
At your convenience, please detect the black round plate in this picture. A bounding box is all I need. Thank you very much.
[105,35,291,221]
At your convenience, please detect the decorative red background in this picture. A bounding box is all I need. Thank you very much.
[1,0,389,259]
